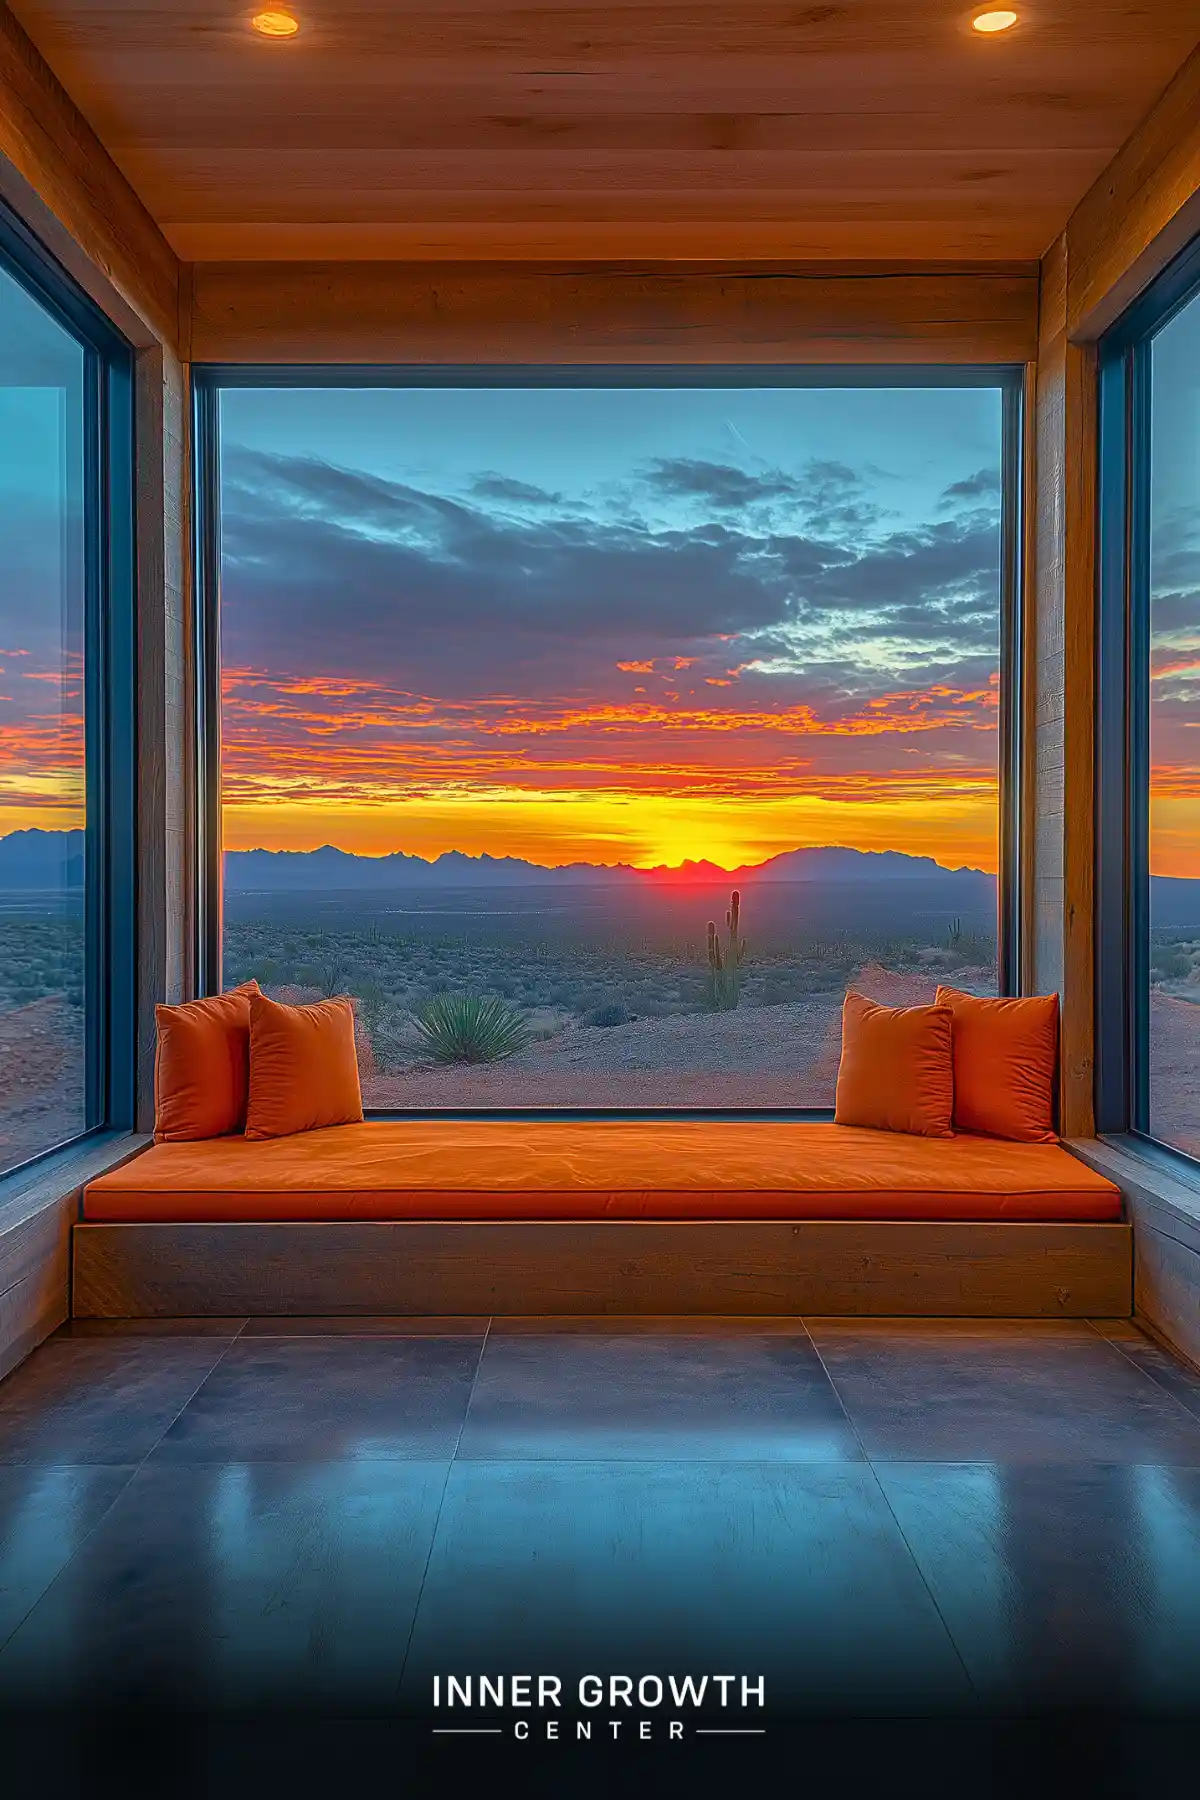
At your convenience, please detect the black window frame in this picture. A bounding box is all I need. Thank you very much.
[192,362,1025,1119]
[0,198,136,1177]
[1096,232,1200,1163]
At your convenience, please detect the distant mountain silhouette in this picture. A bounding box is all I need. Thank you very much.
[0,827,85,887]
[220,841,996,892]
[6,829,1200,921]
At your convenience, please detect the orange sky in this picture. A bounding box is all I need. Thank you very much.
[215,664,1005,871]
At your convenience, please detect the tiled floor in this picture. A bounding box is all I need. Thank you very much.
[0,1314,1198,1766]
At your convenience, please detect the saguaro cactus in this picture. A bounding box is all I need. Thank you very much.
[705,888,747,1011]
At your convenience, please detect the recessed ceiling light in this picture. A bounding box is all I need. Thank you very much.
[250,9,300,36]
[973,8,1018,29]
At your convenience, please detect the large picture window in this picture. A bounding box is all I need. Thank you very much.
[0,210,133,1176]
[201,372,1019,1113]
[1099,241,1200,1161]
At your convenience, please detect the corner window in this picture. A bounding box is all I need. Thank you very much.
[1148,290,1200,1157]
[0,208,134,1176]
[1098,241,1200,1161]
[197,370,1022,1114]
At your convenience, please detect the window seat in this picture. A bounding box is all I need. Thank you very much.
[72,1121,1130,1320]
[81,1119,1122,1224]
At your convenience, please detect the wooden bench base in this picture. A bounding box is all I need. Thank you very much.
[72,1218,1133,1319]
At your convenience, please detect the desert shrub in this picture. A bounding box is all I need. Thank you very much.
[585,1002,632,1028]
[1153,949,1191,982]
[369,1007,413,1073]
[411,993,530,1064]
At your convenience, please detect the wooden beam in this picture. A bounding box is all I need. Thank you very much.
[1065,41,1200,338]
[189,260,1040,365]
[72,1217,1132,1320]
[0,3,180,347]
[1029,236,1097,1138]
[134,343,194,1127]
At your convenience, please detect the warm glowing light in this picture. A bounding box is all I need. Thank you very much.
[250,9,300,37]
[972,8,1018,30]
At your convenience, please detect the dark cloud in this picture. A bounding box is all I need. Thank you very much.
[470,473,561,506]
[642,455,874,535]
[219,446,1000,715]
[644,458,803,509]
[940,468,1001,507]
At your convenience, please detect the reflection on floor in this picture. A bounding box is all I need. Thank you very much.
[0,1315,1198,1780]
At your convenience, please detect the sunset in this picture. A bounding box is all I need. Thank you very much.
[209,382,1009,876]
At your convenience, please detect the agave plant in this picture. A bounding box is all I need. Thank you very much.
[411,992,530,1064]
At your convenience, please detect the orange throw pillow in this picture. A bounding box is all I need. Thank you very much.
[834,990,955,1138]
[936,986,1059,1143]
[154,981,260,1142]
[245,992,364,1140]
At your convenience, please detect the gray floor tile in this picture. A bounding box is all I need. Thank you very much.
[457,1332,862,1461]
[876,1462,1200,1713]
[807,1321,1200,1464]
[0,1464,135,1648]
[1092,1320,1200,1427]
[53,1318,248,1339]
[153,1336,484,1463]
[488,1316,813,1336]
[401,1460,972,1717]
[0,1339,236,1466]
[239,1316,490,1338]
[0,1460,449,1710]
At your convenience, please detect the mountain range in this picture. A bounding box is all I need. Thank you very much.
[2,827,991,891]
[4,827,1199,923]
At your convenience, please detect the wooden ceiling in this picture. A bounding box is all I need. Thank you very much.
[8,2,1200,262]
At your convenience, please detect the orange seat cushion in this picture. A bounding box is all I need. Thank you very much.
[245,993,364,1140]
[937,986,1060,1143]
[834,991,955,1138]
[82,1120,1122,1224]
[153,981,260,1143]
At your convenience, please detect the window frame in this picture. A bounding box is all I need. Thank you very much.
[0,198,136,1176]
[192,362,1025,1119]
[1096,233,1200,1161]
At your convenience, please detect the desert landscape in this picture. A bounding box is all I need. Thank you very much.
[4,850,1199,1167]
[220,869,998,1113]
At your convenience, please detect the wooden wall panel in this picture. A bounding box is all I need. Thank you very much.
[0,2,178,346]
[1069,1139,1200,1373]
[189,261,1039,366]
[0,1137,149,1378]
[0,13,189,1361]
[72,1218,1133,1321]
[1066,43,1200,339]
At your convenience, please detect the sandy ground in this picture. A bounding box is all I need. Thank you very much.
[1148,989,1200,1157]
[363,994,848,1110]
[4,971,1195,1148]
[360,965,947,1111]
[0,996,85,1170]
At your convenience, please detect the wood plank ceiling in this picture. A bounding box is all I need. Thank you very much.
[8,2,1200,262]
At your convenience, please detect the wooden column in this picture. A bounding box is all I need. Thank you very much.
[133,343,194,1127]
[1029,236,1096,1137]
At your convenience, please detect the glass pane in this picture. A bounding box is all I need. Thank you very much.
[1149,290,1200,1157]
[218,383,1004,1110]
[0,265,87,1172]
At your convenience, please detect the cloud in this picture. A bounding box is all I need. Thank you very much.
[940,468,1002,507]
[210,442,1006,833]
[643,458,803,509]
[470,473,561,506]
